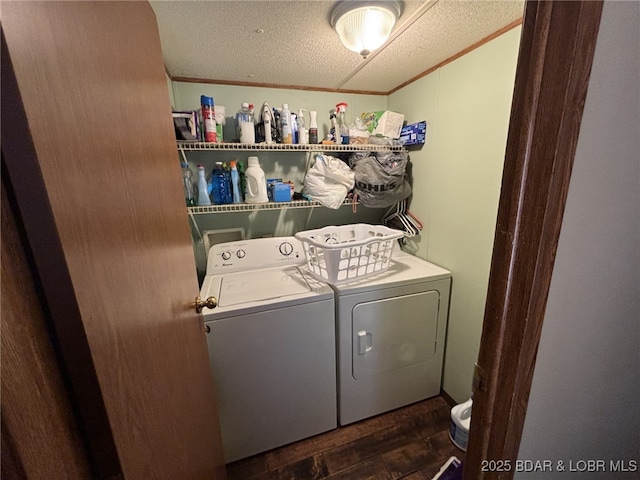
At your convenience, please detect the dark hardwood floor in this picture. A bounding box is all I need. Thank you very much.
[226,396,464,480]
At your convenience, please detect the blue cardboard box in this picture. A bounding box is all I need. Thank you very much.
[271,182,293,202]
[266,178,282,201]
[399,121,427,146]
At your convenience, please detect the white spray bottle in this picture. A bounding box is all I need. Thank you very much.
[297,109,308,144]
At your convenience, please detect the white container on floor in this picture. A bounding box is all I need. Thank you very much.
[449,397,472,451]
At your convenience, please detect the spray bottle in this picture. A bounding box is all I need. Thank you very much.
[336,102,349,145]
[297,109,308,144]
[309,110,318,144]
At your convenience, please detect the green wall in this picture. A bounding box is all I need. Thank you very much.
[172,26,521,401]
[389,26,521,402]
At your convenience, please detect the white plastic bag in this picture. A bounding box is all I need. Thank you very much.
[303,155,355,209]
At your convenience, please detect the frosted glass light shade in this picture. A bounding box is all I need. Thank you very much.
[331,1,401,59]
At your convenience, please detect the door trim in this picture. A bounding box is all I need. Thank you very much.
[464,1,604,478]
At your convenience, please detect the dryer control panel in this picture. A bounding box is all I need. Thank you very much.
[206,237,305,274]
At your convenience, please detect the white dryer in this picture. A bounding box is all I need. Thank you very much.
[331,250,451,426]
[199,237,336,462]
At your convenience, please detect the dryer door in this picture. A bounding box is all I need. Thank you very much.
[352,291,439,379]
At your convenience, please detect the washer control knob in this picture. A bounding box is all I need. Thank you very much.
[279,242,294,256]
[237,249,246,258]
[221,251,231,260]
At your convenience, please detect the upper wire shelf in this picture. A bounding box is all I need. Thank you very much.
[177,141,406,152]
[188,198,360,214]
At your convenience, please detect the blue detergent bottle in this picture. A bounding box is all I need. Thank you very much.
[210,162,229,205]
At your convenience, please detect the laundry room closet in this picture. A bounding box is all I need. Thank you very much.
[163,15,522,407]
[9,2,626,478]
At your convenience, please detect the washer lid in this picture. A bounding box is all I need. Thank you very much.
[218,266,311,307]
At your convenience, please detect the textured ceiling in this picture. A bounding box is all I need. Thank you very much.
[151,0,525,94]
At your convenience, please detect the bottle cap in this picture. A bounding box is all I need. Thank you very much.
[248,156,259,166]
[283,103,289,109]
[242,102,249,108]
[197,164,204,169]
[230,160,237,168]
[200,95,214,106]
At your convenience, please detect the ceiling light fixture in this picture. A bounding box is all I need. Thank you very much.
[330,1,401,59]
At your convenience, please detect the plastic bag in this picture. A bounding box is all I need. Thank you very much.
[303,155,355,209]
[349,150,411,208]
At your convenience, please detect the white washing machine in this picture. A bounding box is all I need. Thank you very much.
[331,250,451,426]
[199,237,336,462]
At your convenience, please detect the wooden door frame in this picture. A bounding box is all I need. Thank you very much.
[464,1,604,478]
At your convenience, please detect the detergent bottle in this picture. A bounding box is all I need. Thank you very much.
[449,397,473,451]
[210,162,229,205]
[244,156,268,203]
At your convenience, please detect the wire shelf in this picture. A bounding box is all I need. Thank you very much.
[188,199,358,214]
[177,141,406,152]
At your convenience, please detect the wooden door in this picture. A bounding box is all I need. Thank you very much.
[1,2,226,479]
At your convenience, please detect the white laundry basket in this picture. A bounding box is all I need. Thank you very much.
[295,224,403,285]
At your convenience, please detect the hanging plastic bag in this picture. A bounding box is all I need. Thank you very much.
[303,154,355,209]
[349,150,411,208]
